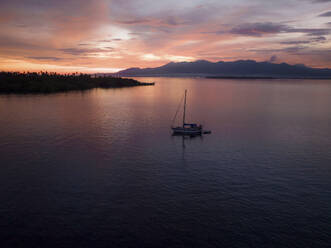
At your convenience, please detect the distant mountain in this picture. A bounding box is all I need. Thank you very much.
[114,60,331,78]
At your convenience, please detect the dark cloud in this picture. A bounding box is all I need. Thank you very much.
[311,36,327,42]
[27,56,62,61]
[318,11,331,17]
[251,47,331,66]
[280,36,326,44]
[229,22,331,37]
[269,55,277,62]
[60,48,91,55]
[288,28,331,36]
[114,16,187,28]
[282,46,306,53]
[280,41,311,44]
[250,46,306,54]
[59,47,114,55]
[229,22,286,36]
[116,18,151,25]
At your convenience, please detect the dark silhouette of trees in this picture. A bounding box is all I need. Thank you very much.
[0,71,154,94]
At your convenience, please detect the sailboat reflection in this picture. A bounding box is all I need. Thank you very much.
[171,131,203,151]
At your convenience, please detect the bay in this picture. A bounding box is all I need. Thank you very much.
[1,77,330,247]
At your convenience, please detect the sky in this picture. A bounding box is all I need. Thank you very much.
[0,0,330,72]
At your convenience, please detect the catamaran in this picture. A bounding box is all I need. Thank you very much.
[171,90,203,135]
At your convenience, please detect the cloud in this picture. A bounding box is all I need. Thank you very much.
[318,11,331,17]
[27,56,62,61]
[115,16,188,28]
[228,22,331,37]
[229,22,286,36]
[311,36,327,42]
[269,55,277,62]
[280,36,326,44]
[251,46,331,64]
[116,18,151,25]
[288,28,331,36]
[250,46,306,54]
[59,47,114,55]
[280,41,311,44]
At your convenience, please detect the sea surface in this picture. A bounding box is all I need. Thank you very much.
[0,77,330,248]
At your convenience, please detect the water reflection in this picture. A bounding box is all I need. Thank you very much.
[172,132,203,147]
[1,78,331,247]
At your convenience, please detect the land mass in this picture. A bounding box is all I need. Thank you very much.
[0,72,154,94]
[115,60,331,79]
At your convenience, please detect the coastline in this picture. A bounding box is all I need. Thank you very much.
[0,72,154,94]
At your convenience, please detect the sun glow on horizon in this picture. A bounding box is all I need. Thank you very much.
[0,58,123,73]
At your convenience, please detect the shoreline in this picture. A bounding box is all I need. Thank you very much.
[0,72,154,94]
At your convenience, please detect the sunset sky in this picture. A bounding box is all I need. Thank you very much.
[0,0,330,72]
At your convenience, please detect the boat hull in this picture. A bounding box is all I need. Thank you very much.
[171,127,202,135]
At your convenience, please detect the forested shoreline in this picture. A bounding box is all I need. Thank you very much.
[0,72,154,94]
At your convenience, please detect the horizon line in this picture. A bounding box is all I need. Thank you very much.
[2,59,331,74]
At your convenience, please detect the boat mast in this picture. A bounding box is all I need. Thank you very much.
[183,89,187,127]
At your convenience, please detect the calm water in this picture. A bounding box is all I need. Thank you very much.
[1,78,331,248]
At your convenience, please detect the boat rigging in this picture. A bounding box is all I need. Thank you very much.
[171,90,211,135]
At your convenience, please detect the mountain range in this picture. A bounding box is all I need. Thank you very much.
[114,60,331,79]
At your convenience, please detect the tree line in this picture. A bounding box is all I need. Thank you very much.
[0,71,153,94]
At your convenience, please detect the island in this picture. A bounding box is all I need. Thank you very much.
[114,60,331,79]
[0,72,154,94]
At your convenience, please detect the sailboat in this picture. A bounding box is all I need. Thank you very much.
[171,90,203,135]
